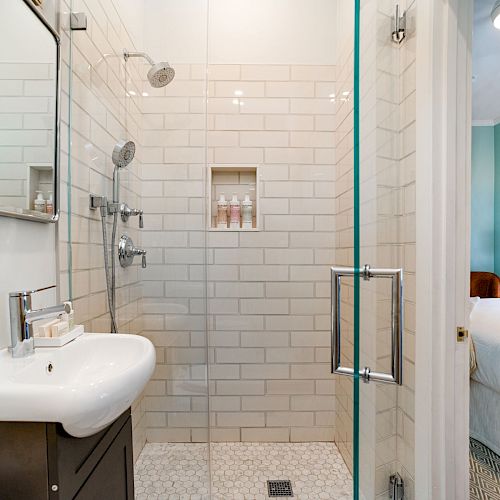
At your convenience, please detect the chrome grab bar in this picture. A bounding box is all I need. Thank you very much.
[331,265,403,385]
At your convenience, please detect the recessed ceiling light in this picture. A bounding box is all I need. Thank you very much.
[492,1,500,29]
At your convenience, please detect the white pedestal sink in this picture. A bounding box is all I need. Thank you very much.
[0,333,155,437]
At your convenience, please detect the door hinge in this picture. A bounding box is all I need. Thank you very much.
[457,326,469,342]
[389,473,404,499]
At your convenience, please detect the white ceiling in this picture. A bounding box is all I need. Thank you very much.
[473,0,500,123]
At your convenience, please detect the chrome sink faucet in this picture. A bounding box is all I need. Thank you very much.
[9,285,71,358]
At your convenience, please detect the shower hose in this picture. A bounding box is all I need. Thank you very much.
[100,206,118,333]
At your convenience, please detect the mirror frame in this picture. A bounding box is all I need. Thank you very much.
[0,0,61,223]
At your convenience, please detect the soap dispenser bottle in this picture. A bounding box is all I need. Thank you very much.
[229,193,241,229]
[217,193,228,229]
[46,191,54,215]
[34,191,46,213]
[241,193,253,229]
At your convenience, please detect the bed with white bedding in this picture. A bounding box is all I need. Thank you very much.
[470,298,500,455]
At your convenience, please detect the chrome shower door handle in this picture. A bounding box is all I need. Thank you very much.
[330,265,404,385]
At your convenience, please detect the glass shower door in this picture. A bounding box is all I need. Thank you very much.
[333,0,416,498]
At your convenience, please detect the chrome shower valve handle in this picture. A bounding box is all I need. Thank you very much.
[118,235,147,268]
[131,246,147,269]
[120,203,144,228]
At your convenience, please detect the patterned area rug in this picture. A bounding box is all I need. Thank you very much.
[470,438,500,500]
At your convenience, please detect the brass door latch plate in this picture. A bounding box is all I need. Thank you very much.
[457,327,469,342]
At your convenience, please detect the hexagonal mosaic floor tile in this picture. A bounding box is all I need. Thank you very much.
[135,441,352,499]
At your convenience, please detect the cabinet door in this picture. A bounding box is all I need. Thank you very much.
[0,422,49,500]
[74,418,134,500]
[52,410,131,499]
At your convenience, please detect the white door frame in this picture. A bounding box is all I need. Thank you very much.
[415,0,472,499]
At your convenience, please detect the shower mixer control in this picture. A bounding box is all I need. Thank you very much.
[120,203,144,228]
[118,235,147,269]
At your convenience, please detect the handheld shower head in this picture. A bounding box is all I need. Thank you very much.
[112,140,135,168]
[123,50,175,88]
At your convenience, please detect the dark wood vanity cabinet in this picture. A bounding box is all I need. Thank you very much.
[0,408,134,500]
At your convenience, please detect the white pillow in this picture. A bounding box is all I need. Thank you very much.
[469,296,480,316]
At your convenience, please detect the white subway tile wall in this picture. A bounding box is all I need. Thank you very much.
[58,0,147,461]
[140,62,337,444]
[333,1,416,499]
[0,63,55,208]
[140,61,209,445]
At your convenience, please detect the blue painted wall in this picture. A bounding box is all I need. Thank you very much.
[471,126,495,272]
[494,124,500,277]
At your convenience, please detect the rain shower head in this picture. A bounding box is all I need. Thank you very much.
[112,140,135,168]
[148,62,175,88]
[123,49,175,88]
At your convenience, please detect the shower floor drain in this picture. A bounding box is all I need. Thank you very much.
[267,480,294,497]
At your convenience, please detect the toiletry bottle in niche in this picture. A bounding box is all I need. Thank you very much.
[229,193,241,229]
[34,191,46,213]
[241,193,253,229]
[217,193,228,229]
[46,191,54,215]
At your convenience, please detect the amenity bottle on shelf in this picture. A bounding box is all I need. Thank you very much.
[46,191,54,215]
[241,193,253,229]
[229,193,241,229]
[217,193,228,229]
[34,191,46,213]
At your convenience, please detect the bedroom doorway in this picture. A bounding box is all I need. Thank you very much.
[469,0,500,497]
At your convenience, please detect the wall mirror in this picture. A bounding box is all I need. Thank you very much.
[0,0,60,223]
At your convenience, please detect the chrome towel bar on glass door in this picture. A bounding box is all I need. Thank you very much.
[330,265,403,385]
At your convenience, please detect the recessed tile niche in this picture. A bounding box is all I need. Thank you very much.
[27,163,53,210]
[209,165,260,231]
